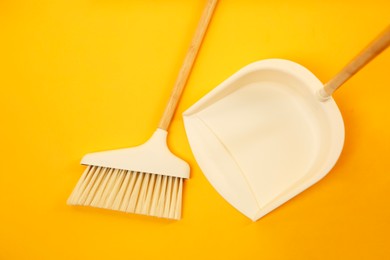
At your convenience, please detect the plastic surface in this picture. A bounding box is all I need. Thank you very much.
[81,129,190,179]
[183,59,345,221]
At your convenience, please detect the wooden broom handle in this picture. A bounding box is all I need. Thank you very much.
[158,0,218,130]
[320,25,390,99]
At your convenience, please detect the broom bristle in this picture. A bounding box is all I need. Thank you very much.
[67,165,183,220]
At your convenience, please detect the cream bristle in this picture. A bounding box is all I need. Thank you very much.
[90,168,113,207]
[126,172,144,213]
[67,167,184,220]
[84,167,108,205]
[156,175,168,217]
[119,172,137,212]
[97,168,120,208]
[140,173,156,214]
[111,171,132,210]
[67,165,91,204]
[149,174,162,216]
[135,173,150,214]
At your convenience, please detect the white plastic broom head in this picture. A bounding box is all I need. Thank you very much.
[67,129,190,220]
[81,129,190,179]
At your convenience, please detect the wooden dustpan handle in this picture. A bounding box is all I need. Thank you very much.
[319,25,390,100]
[158,0,218,130]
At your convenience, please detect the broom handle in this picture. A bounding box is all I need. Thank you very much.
[320,25,390,99]
[158,0,218,130]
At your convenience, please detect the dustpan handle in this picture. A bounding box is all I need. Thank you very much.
[158,0,218,130]
[319,25,390,100]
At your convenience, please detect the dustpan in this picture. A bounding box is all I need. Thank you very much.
[183,59,344,221]
[183,25,390,221]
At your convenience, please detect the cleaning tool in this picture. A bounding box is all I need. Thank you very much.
[183,25,390,221]
[68,0,218,220]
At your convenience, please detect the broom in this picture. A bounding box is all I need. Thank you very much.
[67,0,218,220]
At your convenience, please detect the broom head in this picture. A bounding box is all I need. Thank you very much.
[67,129,190,220]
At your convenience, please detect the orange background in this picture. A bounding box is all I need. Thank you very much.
[1,0,389,259]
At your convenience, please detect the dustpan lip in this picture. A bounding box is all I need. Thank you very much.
[183,58,329,116]
[183,59,345,221]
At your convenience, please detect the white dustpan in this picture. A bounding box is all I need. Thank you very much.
[184,59,344,220]
[183,26,390,221]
